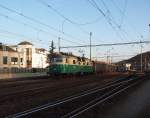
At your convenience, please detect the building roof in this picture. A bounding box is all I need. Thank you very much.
[36,48,46,52]
[0,44,17,52]
[50,52,89,61]
[93,61,106,64]
[18,41,33,45]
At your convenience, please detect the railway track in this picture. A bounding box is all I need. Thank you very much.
[6,76,142,118]
[0,77,109,98]
[0,74,122,98]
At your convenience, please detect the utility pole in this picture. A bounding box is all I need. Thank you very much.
[58,37,60,53]
[140,42,143,72]
[145,55,147,71]
[49,40,55,54]
[149,24,150,38]
[90,32,92,61]
[106,50,109,64]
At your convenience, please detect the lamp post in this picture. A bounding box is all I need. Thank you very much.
[58,19,66,53]
[90,32,92,61]
[140,40,143,73]
[58,37,60,53]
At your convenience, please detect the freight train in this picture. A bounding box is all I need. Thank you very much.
[47,52,115,76]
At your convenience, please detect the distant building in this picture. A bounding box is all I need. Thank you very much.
[125,63,131,71]
[0,43,20,69]
[32,48,48,68]
[0,41,49,69]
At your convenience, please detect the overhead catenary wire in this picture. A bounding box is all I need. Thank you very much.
[60,40,150,48]
[92,54,138,58]
[0,12,82,45]
[0,28,48,46]
[37,0,88,35]
[88,0,136,42]
[104,0,141,55]
[0,28,82,47]
[99,0,133,42]
[37,0,103,26]
[0,3,85,44]
[110,0,143,39]
[37,0,103,43]
[87,0,125,41]
[120,0,128,26]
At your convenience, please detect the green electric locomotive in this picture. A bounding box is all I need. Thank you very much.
[47,52,94,76]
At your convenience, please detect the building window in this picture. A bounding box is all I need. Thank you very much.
[20,58,23,63]
[3,56,7,64]
[26,48,30,55]
[66,58,68,63]
[52,58,62,62]
[73,60,76,64]
[11,57,18,65]
[27,60,32,65]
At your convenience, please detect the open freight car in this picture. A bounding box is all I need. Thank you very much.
[92,61,115,74]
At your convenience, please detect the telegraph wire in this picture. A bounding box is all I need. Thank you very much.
[0,4,85,44]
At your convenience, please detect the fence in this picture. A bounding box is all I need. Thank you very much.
[0,68,47,73]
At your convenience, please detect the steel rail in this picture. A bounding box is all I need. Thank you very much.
[6,77,137,118]
[66,79,142,118]
[62,83,124,118]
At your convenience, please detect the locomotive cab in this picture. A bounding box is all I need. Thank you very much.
[47,52,94,76]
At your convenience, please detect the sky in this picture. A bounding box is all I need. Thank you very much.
[0,0,150,62]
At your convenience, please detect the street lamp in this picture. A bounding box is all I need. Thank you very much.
[90,32,92,61]
[58,19,66,53]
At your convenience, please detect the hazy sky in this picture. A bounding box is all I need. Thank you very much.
[0,0,150,62]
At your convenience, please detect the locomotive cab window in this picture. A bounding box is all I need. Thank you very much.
[52,58,63,62]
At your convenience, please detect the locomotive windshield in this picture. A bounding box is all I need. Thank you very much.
[49,54,64,63]
[52,58,63,62]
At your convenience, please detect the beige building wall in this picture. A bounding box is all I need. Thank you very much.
[17,44,33,68]
[0,50,19,69]
[1,41,49,69]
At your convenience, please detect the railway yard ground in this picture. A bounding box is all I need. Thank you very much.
[0,72,149,118]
